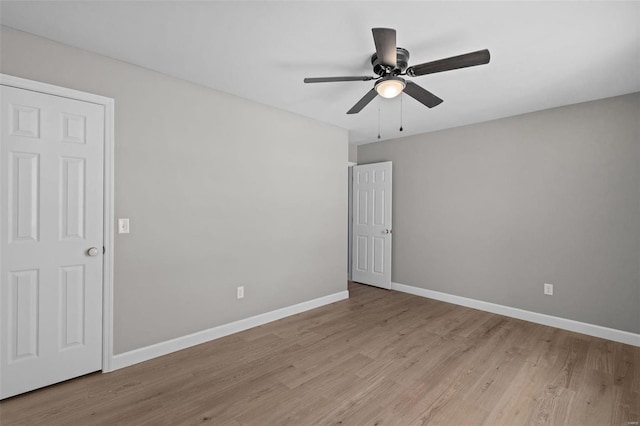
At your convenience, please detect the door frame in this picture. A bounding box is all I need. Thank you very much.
[350,161,393,289]
[347,161,356,281]
[0,74,115,372]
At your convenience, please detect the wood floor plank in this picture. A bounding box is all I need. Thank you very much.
[1,282,638,425]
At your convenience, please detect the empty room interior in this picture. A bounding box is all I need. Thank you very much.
[0,1,639,425]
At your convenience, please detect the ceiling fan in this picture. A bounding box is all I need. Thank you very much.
[304,28,490,114]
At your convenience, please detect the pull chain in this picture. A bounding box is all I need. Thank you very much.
[377,100,381,139]
[399,94,404,132]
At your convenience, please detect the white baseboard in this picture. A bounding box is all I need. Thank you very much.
[108,290,349,371]
[391,282,640,347]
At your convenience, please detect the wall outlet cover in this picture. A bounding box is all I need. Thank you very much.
[544,283,554,296]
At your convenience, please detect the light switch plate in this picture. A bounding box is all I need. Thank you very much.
[118,218,130,234]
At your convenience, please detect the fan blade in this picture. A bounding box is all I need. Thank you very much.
[304,76,376,83]
[403,81,443,108]
[406,49,490,77]
[372,28,397,68]
[347,89,378,114]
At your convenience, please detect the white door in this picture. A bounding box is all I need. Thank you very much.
[0,85,104,399]
[351,161,392,289]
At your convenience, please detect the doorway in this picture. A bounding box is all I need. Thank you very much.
[0,75,114,398]
[350,161,392,289]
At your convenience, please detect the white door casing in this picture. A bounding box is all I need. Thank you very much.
[351,161,392,289]
[0,80,111,399]
[347,164,354,280]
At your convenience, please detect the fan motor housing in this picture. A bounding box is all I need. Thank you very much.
[371,47,410,76]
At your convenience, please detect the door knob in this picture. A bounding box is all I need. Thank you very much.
[383,229,390,234]
[87,247,99,256]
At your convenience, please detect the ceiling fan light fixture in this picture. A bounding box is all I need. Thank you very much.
[375,76,406,98]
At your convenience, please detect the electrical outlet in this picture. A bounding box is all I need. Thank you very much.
[544,283,553,296]
[237,286,245,299]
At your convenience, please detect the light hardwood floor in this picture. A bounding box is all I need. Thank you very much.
[1,282,638,425]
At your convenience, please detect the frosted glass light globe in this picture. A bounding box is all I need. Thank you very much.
[375,77,406,98]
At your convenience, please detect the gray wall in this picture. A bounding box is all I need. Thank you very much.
[1,27,348,354]
[348,144,358,163]
[359,93,640,334]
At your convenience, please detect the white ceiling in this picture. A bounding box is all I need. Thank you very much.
[1,1,639,144]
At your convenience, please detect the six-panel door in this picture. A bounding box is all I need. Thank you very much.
[351,161,392,289]
[0,85,104,399]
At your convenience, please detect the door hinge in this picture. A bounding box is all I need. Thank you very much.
[103,246,106,254]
